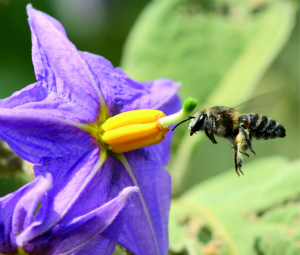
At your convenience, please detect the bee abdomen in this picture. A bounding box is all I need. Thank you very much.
[239,114,286,139]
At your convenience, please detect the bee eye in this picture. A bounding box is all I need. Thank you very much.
[191,113,206,134]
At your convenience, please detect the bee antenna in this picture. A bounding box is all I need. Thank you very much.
[172,116,195,131]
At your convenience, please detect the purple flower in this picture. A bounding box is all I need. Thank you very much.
[0,5,181,255]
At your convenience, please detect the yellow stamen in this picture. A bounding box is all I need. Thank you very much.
[103,122,161,145]
[101,109,168,153]
[102,109,165,131]
[110,132,166,153]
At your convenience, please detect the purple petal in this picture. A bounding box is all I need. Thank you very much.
[22,187,138,255]
[69,235,116,255]
[82,52,180,117]
[0,174,52,254]
[0,102,96,164]
[116,153,171,255]
[23,151,171,254]
[0,80,97,123]
[68,228,124,255]
[54,156,128,224]
[0,82,48,109]
[69,154,170,255]
[13,173,53,237]
[58,153,171,255]
[26,5,104,123]
[16,148,102,245]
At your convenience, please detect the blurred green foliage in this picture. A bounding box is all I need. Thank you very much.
[169,157,300,255]
[122,0,294,105]
[0,0,299,254]
[121,0,299,254]
[0,140,33,196]
[121,0,299,196]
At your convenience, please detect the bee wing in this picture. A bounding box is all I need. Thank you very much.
[235,90,287,115]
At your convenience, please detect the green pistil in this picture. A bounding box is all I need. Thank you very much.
[158,97,197,127]
[183,97,197,113]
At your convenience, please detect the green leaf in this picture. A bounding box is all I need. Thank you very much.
[169,157,300,255]
[169,199,239,255]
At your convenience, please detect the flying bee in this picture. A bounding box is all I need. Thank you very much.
[172,104,286,176]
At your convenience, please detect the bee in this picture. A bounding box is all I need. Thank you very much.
[172,105,286,176]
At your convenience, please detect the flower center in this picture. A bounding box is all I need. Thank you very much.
[100,110,169,153]
[18,247,28,255]
[85,97,197,154]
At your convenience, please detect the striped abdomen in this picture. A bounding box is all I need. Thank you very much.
[239,114,286,139]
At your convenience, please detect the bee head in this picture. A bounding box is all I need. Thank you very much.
[189,111,207,136]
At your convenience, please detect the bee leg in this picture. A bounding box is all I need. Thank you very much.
[239,126,256,155]
[205,116,218,144]
[239,168,244,176]
[204,117,218,144]
[205,130,218,144]
[245,138,256,155]
[242,152,250,157]
[233,144,244,176]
